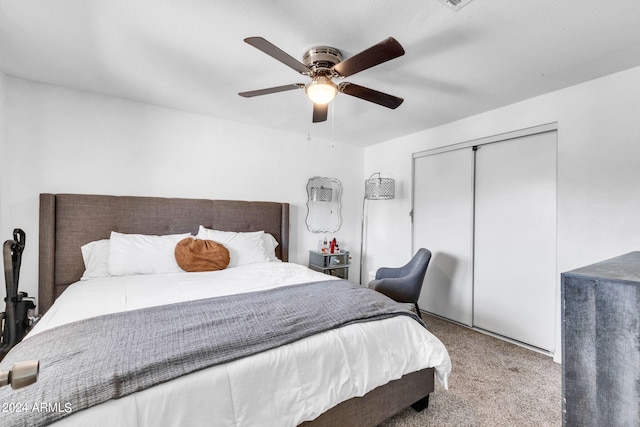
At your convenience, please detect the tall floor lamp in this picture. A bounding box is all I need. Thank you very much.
[360,172,395,284]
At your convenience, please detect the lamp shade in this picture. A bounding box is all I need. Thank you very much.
[365,176,395,200]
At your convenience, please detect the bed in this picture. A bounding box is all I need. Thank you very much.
[0,193,450,427]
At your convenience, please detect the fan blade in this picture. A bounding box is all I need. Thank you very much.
[244,37,311,75]
[312,103,328,123]
[338,82,404,109]
[238,84,304,98]
[331,37,405,78]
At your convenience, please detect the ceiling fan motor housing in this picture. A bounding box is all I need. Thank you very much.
[303,46,343,74]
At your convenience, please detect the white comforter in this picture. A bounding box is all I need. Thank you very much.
[29,262,451,427]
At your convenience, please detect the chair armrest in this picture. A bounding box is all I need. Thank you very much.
[375,267,401,280]
[369,278,411,303]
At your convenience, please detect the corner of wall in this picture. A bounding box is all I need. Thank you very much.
[0,71,6,301]
[0,71,6,230]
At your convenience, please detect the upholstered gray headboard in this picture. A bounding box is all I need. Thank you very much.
[39,193,290,314]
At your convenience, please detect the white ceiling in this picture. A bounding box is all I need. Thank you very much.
[2,0,640,146]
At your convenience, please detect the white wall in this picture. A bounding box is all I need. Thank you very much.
[363,65,640,361]
[0,72,6,238]
[0,78,364,301]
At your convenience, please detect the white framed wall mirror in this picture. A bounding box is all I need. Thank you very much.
[306,177,342,233]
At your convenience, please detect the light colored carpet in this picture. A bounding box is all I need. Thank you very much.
[379,313,561,427]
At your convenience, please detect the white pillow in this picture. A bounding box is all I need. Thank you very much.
[108,231,192,276]
[80,239,111,280]
[262,233,281,262]
[197,226,268,267]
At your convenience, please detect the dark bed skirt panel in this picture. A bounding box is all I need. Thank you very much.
[300,367,435,427]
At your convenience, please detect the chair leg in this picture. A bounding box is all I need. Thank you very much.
[414,302,421,318]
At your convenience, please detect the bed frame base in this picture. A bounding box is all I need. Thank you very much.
[301,367,434,426]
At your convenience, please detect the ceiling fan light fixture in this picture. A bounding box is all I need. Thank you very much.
[305,76,337,105]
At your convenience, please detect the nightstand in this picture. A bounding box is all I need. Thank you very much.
[308,250,350,279]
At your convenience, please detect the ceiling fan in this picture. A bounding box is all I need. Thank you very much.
[238,37,405,123]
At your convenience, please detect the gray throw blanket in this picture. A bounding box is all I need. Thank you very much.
[0,279,423,426]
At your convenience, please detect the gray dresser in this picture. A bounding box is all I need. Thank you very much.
[561,251,640,427]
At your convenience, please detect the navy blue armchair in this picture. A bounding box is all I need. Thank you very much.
[368,248,432,317]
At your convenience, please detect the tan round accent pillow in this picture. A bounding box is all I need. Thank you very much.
[175,237,230,272]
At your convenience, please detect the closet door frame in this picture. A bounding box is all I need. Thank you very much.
[411,122,558,347]
[412,122,558,160]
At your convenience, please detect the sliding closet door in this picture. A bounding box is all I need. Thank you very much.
[413,149,474,325]
[473,132,557,351]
